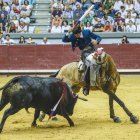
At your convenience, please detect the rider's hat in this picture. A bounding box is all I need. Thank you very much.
[73,25,81,34]
[97,47,104,51]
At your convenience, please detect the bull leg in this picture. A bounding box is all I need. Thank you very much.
[0,106,21,133]
[109,96,121,123]
[31,109,40,127]
[62,109,74,127]
[102,85,139,124]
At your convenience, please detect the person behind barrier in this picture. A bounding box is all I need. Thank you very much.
[62,25,102,96]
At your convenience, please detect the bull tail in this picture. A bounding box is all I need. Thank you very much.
[49,70,60,77]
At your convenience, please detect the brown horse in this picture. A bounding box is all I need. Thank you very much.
[50,53,139,124]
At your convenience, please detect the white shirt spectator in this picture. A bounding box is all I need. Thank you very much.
[0,37,4,44]
[61,25,71,33]
[84,26,93,32]
[113,0,124,11]
[124,4,133,11]
[133,0,140,14]
[20,16,30,25]
[118,10,127,18]
[3,39,15,44]
[136,24,140,31]
[125,18,135,24]
[126,24,136,32]
[51,23,62,33]
[17,23,28,33]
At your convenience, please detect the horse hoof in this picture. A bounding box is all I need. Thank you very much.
[130,115,139,124]
[31,123,37,127]
[113,116,121,123]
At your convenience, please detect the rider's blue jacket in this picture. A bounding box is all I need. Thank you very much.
[62,29,102,51]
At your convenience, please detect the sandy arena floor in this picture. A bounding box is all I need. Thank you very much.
[0,75,140,140]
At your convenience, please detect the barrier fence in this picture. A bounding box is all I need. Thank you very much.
[0,44,140,73]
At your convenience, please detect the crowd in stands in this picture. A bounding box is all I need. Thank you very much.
[50,0,140,33]
[0,0,33,33]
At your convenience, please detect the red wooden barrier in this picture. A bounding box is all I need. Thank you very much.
[0,44,140,70]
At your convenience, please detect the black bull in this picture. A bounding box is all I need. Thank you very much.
[0,76,78,133]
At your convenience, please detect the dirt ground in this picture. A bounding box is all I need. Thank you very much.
[0,75,140,140]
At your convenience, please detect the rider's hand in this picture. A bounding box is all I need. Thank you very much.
[68,29,73,33]
[91,39,97,46]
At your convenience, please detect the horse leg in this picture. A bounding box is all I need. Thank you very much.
[31,109,40,127]
[0,106,21,133]
[109,96,121,123]
[102,85,139,124]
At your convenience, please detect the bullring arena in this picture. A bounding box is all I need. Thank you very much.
[0,45,140,140]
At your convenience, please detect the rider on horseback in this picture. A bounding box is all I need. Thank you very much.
[62,25,102,96]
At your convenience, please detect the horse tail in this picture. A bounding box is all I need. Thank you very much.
[49,70,60,77]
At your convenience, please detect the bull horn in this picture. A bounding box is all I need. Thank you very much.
[78,96,88,101]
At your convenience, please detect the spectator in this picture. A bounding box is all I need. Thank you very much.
[130,8,137,19]
[69,0,82,11]
[125,12,135,25]
[81,0,93,11]
[93,18,104,32]
[11,15,19,28]
[3,2,10,13]
[20,5,31,18]
[19,36,26,44]
[23,0,33,11]
[113,0,124,11]
[93,0,102,10]
[0,6,8,18]
[52,6,62,17]
[0,13,8,32]
[17,21,28,33]
[103,20,113,32]
[101,14,114,25]
[52,0,64,12]
[114,12,125,24]
[10,6,21,20]
[0,32,4,44]
[103,0,113,11]
[0,0,3,9]
[3,34,15,44]
[61,20,71,33]
[62,6,73,22]
[91,15,98,26]
[52,15,62,26]
[136,24,140,31]
[84,21,93,31]
[51,21,62,33]
[73,3,84,22]
[125,20,136,32]
[82,13,93,25]
[117,20,125,32]
[133,0,140,14]
[41,37,50,45]
[121,35,129,44]
[135,13,140,25]
[20,13,30,25]
[95,6,105,19]
[118,6,127,19]
[7,22,17,33]
[124,0,134,12]
[114,20,125,32]
[26,36,35,44]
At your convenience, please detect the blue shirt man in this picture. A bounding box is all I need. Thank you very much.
[62,26,102,96]
[62,26,102,51]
